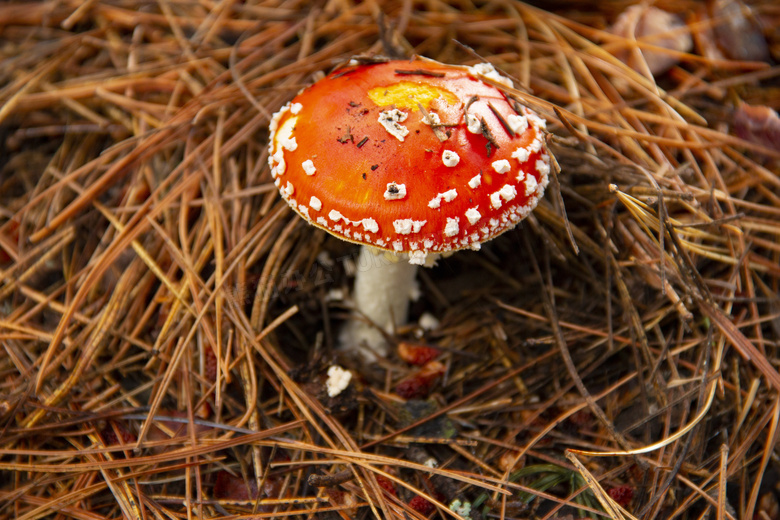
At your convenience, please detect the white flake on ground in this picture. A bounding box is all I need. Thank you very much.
[525,175,538,195]
[317,251,333,267]
[310,196,322,211]
[384,182,407,200]
[492,159,510,173]
[507,114,528,134]
[419,313,439,330]
[468,174,481,189]
[378,109,409,141]
[325,288,344,302]
[325,365,352,397]
[442,150,460,167]
[444,217,459,237]
[465,207,481,225]
[302,159,316,176]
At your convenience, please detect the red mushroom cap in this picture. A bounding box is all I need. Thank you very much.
[268,57,551,264]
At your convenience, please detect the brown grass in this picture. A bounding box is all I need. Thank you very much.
[1,1,779,519]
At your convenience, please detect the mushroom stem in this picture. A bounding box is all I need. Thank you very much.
[339,246,419,360]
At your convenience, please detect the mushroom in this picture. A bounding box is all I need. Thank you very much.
[268,56,551,359]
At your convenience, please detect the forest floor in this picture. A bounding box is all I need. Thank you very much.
[1,1,779,519]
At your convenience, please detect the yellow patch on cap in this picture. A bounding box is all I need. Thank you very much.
[368,82,458,110]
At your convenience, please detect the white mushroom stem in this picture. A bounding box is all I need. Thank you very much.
[339,246,419,360]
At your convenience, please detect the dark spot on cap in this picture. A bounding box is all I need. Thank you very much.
[388,184,399,194]
[362,173,367,180]
[371,164,379,171]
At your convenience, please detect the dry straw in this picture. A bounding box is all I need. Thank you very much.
[0,1,778,519]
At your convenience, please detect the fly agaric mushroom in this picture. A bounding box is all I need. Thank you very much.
[268,56,551,359]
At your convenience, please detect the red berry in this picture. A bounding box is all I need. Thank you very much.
[395,361,445,399]
[568,410,593,427]
[608,485,634,507]
[398,342,440,366]
[409,495,435,515]
[205,348,218,382]
[375,475,397,496]
[213,471,257,501]
[100,422,136,446]
[395,378,429,399]
[325,487,345,504]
